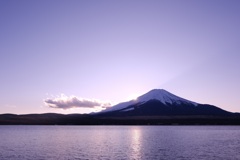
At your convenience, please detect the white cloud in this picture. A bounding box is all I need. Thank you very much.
[44,94,111,110]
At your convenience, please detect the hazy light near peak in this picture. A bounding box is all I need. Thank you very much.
[127,93,140,101]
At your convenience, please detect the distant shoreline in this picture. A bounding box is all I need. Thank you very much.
[1,113,240,125]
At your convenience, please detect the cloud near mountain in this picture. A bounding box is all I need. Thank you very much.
[44,95,111,110]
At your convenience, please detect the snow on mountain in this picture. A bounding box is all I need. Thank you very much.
[138,89,198,106]
[101,100,138,113]
[101,89,198,113]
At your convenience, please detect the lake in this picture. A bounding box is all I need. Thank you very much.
[0,126,240,160]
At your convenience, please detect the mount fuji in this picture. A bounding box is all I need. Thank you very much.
[1,89,239,125]
[97,89,231,116]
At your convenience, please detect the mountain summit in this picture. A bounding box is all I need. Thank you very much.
[136,89,197,106]
[98,89,230,116]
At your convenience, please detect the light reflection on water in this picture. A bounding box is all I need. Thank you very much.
[0,126,240,160]
[130,127,142,159]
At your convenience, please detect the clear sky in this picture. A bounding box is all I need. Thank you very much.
[1,0,240,114]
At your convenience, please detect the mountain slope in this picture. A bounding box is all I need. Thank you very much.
[98,89,231,116]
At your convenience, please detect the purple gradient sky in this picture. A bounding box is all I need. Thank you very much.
[1,0,240,114]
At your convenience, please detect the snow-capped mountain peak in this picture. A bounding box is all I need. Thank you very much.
[137,89,197,106]
[101,89,198,113]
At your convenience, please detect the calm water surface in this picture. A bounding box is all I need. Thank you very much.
[0,126,240,160]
